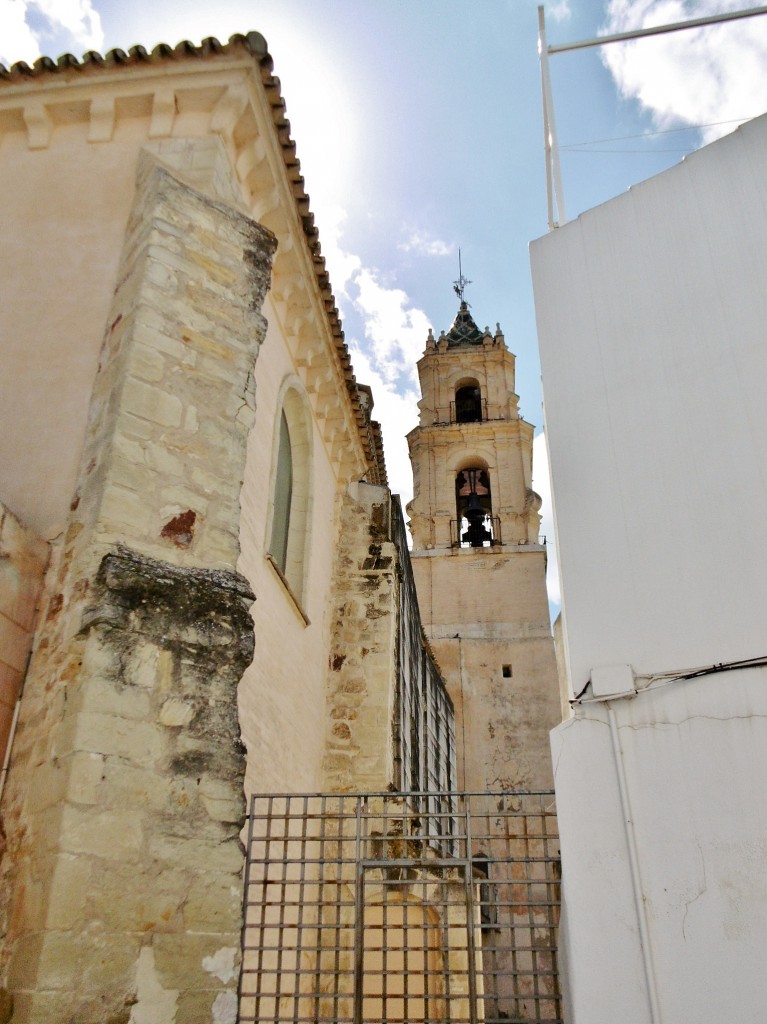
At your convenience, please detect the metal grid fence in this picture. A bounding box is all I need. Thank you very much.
[238,791,561,1024]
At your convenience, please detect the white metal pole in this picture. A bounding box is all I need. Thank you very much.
[538,4,767,229]
[538,6,567,228]
[548,4,767,54]
[539,8,555,230]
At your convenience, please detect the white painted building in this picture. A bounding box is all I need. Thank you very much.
[531,112,767,1023]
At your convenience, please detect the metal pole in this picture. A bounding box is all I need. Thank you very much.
[539,7,555,231]
[548,4,767,54]
[352,797,365,1024]
[538,4,767,231]
[538,6,567,229]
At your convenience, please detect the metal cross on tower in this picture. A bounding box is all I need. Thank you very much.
[453,248,472,303]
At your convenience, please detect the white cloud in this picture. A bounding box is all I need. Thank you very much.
[348,342,420,508]
[0,0,103,65]
[547,0,572,22]
[398,230,455,258]
[352,268,431,386]
[0,0,41,64]
[309,200,430,507]
[316,206,362,297]
[532,431,561,613]
[602,1,767,143]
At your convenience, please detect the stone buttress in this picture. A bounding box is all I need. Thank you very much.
[0,156,276,1023]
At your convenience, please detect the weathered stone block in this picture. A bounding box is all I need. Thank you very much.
[44,854,93,929]
[147,832,243,875]
[23,760,67,814]
[55,709,165,765]
[100,759,182,813]
[58,805,144,860]
[198,789,242,824]
[75,651,154,718]
[98,483,153,535]
[176,988,238,1024]
[153,933,240,991]
[183,875,242,931]
[121,378,183,428]
[91,864,187,932]
[158,697,195,727]
[76,933,143,1016]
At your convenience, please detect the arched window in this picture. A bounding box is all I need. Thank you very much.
[455,382,483,423]
[268,384,312,604]
[455,466,493,547]
[270,411,293,573]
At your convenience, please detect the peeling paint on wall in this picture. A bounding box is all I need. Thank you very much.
[203,946,237,984]
[129,948,178,1024]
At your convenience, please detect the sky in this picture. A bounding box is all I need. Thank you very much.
[3,0,767,613]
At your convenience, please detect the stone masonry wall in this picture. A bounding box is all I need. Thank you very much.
[322,485,455,796]
[0,154,275,1023]
[0,504,49,790]
[322,483,398,792]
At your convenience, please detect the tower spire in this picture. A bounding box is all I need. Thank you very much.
[452,248,472,304]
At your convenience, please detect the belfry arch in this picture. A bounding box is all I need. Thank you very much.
[455,463,494,547]
[454,378,483,423]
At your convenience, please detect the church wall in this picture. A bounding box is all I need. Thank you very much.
[238,300,345,796]
[0,43,389,1020]
[0,151,276,1021]
[0,123,148,540]
[321,483,398,792]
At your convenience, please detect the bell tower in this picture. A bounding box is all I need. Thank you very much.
[407,299,561,791]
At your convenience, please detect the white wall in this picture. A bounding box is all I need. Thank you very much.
[531,113,767,1023]
[551,668,767,1024]
[531,113,767,695]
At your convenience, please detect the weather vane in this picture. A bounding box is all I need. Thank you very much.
[453,248,472,304]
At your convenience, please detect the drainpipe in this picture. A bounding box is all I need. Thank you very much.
[0,647,33,804]
[0,695,22,804]
[606,700,663,1024]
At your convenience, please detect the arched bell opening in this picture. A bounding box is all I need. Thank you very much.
[454,381,483,423]
[455,466,494,547]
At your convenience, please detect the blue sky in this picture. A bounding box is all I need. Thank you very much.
[3,0,767,611]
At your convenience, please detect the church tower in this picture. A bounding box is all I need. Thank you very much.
[407,299,561,791]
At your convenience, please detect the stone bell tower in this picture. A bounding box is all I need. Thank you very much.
[407,299,561,791]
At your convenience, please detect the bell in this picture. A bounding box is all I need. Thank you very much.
[462,496,491,548]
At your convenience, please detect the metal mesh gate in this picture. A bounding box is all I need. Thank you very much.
[238,791,562,1024]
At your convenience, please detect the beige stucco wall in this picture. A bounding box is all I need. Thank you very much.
[238,298,345,796]
[0,124,141,539]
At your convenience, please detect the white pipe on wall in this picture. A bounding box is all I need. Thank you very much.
[606,700,663,1024]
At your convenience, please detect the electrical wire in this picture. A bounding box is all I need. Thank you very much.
[571,653,767,706]
[560,116,761,157]
[562,147,694,154]
[561,116,759,149]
